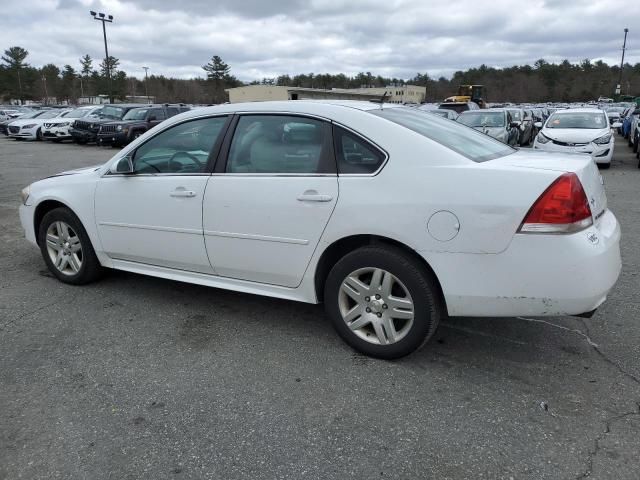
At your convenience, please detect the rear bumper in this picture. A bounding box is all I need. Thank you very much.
[425,210,621,317]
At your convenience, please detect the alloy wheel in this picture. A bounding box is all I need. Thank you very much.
[338,267,414,345]
[45,221,83,276]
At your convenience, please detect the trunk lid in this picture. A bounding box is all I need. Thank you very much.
[489,150,607,225]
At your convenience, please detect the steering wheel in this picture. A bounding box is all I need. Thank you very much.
[167,151,203,172]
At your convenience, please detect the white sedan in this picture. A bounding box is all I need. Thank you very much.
[42,106,103,142]
[19,101,621,359]
[8,109,72,140]
[533,108,615,168]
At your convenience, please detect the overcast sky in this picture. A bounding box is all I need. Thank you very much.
[1,0,639,81]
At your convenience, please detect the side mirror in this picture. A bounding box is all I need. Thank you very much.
[534,122,542,129]
[612,122,622,128]
[110,155,134,174]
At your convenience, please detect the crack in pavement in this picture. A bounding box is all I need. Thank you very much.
[515,316,599,347]
[575,402,640,479]
[0,293,72,332]
[515,317,640,479]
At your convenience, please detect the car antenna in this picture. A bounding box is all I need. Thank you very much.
[369,92,388,109]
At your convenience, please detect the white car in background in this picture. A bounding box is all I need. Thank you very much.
[0,108,21,121]
[18,101,621,359]
[8,109,72,140]
[42,106,103,142]
[533,108,614,168]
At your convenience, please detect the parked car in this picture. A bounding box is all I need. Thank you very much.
[96,104,190,147]
[8,109,72,140]
[438,101,479,114]
[456,109,519,146]
[0,108,20,122]
[1,109,43,135]
[69,104,144,144]
[505,108,534,146]
[424,109,458,120]
[533,108,614,168]
[18,101,621,359]
[628,112,640,153]
[604,106,625,127]
[42,106,104,142]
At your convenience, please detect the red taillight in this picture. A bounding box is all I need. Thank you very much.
[519,173,593,234]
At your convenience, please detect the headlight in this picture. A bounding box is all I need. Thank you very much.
[20,185,30,205]
[116,125,123,131]
[22,124,36,129]
[536,132,550,144]
[593,133,612,145]
[58,122,70,127]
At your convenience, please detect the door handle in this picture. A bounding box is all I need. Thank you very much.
[170,188,197,198]
[297,193,333,202]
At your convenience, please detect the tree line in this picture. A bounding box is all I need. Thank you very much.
[1,45,639,105]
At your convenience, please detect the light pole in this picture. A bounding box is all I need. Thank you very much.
[616,28,629,96]
[90,11,114,103]
[143,66,150,103]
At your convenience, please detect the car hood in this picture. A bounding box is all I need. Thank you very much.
[48,165,104,178]
[540,128,609,143]
[9,118,48,127]
[101,120,141,126]
[44,118,75,125]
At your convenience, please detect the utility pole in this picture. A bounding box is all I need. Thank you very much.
[615,28,629,96]
[90,11,114,103]
[143,66,150,103]
[41,75,48,105]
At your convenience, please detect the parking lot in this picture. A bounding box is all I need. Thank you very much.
[1,137,639,479]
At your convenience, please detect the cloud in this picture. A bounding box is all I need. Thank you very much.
[0,0,638,81]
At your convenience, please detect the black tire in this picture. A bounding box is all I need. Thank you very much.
[324,245,442,359]
[633,136,638,154]
[38,207,104,285]
[76,139,87,145]
[599,163,610,170]
[36,128,42,141]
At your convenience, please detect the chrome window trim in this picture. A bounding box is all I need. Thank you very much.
[210,173,336,177]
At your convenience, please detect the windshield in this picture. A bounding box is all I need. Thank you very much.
[507,109,522,121]
[99,106,126,119]
[65,108,95,118]
[546,112,608,129]
[372,107,514,163]
[428,110,451,118]
[39,110,63,119]
[458,112,505,127]
[123,108,149,121]
[15,111,43,119]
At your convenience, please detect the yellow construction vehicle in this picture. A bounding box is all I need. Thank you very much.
[444,85,487,108]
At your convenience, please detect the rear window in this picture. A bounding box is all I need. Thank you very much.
[371,107,515,163]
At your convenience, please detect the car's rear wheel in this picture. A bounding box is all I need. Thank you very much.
[38,207,103,285]
[324,246,441,359]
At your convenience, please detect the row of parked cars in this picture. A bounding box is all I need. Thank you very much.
[615,104,640,167]
[417,102,624,169]
[0,104,191,147]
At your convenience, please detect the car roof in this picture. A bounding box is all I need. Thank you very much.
[552,108,604,114]
[173,100,403,120]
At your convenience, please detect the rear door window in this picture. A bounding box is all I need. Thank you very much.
[226,115,334,174]
[333,126,386,174]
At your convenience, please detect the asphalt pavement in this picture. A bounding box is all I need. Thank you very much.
[1,136,639,480]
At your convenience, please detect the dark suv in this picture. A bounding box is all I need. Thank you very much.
[96,104,190,147]
[69,104,145,144]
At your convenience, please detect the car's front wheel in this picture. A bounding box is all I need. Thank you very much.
[38,207,103,285]
[324,246,441,359]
